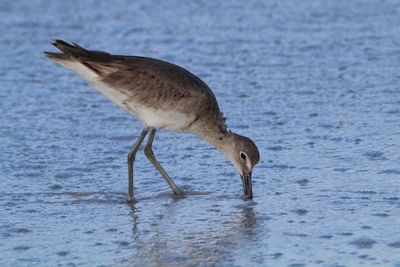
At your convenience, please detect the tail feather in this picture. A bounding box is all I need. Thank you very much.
[50,39,112,63]
[45,39,116,75]
[44,51,71,62]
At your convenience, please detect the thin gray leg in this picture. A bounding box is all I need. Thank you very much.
[127,128,149,202]
[144,129,182,195]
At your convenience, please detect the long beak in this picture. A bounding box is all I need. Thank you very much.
[241,171,253,199]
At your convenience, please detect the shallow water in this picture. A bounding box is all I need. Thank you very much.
[1,0,400,266]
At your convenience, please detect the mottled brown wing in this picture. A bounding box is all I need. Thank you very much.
[49,40,212,102]
[99,57,211,106]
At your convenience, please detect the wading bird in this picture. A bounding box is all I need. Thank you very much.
[45,40,260,201]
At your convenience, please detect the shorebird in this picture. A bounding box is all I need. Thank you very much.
[45,40,260,201]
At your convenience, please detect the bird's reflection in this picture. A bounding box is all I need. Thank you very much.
[240,203,258,228]
[125,194,262,265]
[127,201,138,232]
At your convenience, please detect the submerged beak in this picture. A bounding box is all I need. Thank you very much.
[241,171,253,199]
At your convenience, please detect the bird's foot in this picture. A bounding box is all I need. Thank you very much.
[173,188,184,196]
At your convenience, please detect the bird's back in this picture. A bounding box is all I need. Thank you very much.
[45,40,227,135]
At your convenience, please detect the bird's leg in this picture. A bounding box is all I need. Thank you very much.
[144,129,183,195]
[127,128,149,202]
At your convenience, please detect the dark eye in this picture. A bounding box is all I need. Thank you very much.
[240,152,247,160]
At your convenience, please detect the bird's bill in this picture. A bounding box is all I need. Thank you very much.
[241,172,253,199]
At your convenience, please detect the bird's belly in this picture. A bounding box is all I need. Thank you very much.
[90,80,194,131]
[134,105,195,131]
[90,80,129,110]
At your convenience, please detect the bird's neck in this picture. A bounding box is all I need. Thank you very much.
[201,129,234,153]
[189,115,232,152]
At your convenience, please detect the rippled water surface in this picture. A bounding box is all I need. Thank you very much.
[1,0,400,266]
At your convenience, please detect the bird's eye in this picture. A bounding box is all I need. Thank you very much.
[240,152,247,160]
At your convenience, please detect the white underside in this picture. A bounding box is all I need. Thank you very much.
[58,60,194,131]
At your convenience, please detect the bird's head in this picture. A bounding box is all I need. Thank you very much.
[219,132,260,199]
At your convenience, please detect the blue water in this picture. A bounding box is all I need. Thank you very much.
[1,0,400,266]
